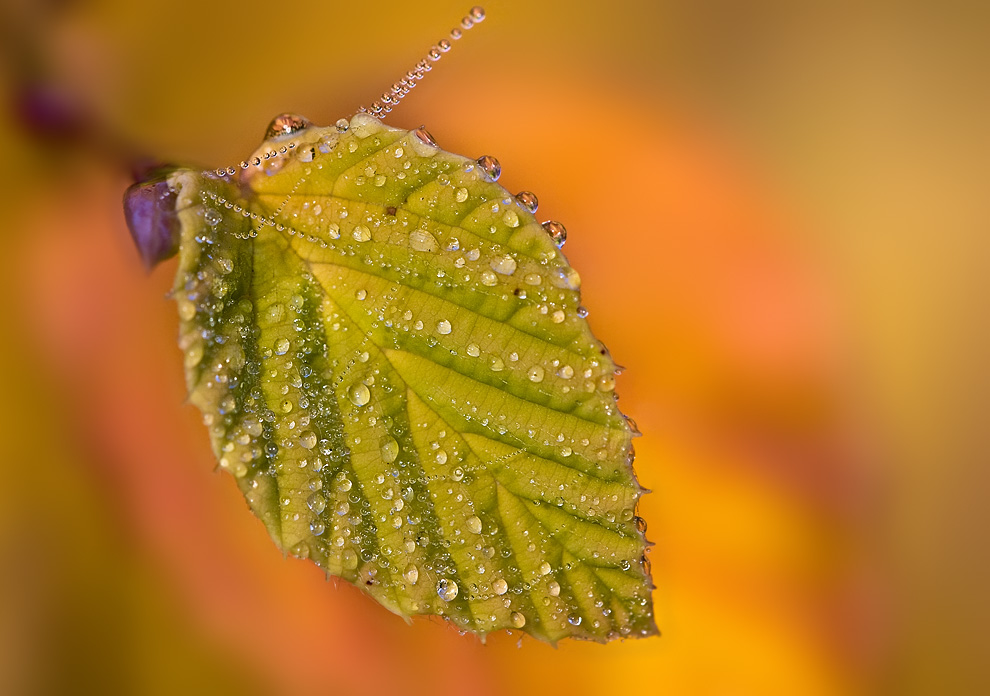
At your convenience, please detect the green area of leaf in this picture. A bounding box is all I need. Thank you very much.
[167,113,655,643]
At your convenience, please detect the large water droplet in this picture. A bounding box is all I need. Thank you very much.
[490,255,517,275]
[307,492,326,514]
[465,515,483,534]
[492,578,508,595]
[342,549,358,569]
[511,611,526,628]
[348,383,371,406]
[515,191,538,213]
[265,112,311,139]
[437,578,459,601]
[542,220,567,247]
[353,225,372,242]
[412,125,436,147]
[409,229,438,252]
[436,319,452,335]
[403,563,419,584]
[477,155,501,181]
[554,266,581,290]
[299,430,318,449]
[528,366,545,383]
[274,337,290,355]
[381,437,399,463]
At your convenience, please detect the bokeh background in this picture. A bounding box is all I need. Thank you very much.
[1,1,986,694]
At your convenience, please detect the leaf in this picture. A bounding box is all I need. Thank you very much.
[161,112,655,643]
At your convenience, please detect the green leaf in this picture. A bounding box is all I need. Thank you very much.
[166,113,655,643]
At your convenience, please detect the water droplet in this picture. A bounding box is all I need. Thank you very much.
[265,112,311,139]
[542,220,567,247]
[455,187,469,203]
[355,289,367,301]
[554,266,581,290]
[307,492,326,514]
[413,126,437,147]
[480,270,498,286]
[539,561,552,576]
[403,563,419,584]
[528,366,545,383]
[353,225,371,242]
[491,578,509,596]
[348,383,371,406]
[437,578,459,601]
[274,338,290,355]
[548,580,561,596]
[310,520,325,536]
[551,310,565,323]
[435,449,448,465]
[567,613,583,626]
[557,365,574,379]
[299,430,318,449]
[409,229,438,252]
[511,611,526,628]
[502,209,520,227]
[477,155,501,181]
[436,319,452,335]
[204,209,222,226]
[490,357,504,372]
[470,6,485,21]
[381,437,399,463]
[490,255,517,275]
[335,118,350,133]
[515,190,538,213]
[342,549,358,569]
[466,343,480,357]
[523,273,542,286]
[465,515,483,534]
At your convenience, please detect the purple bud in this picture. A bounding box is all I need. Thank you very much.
[123,178,180,270]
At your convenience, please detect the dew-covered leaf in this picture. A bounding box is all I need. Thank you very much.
[148,112,655,643]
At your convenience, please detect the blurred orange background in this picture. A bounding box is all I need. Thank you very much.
[1,1,986,694]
